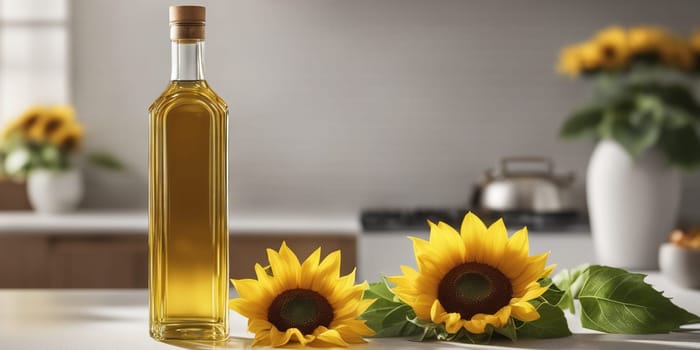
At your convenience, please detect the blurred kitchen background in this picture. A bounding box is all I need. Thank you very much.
[1,0,699,288]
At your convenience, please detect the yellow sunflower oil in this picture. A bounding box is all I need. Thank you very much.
[148,6,229,341]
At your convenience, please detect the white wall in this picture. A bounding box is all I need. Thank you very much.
[71,0,700,220]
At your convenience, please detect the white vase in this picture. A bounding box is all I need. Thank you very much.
[27,169,84,214]
[587,140,681,270]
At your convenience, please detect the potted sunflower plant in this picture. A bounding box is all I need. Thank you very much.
[557,26,700,269]
[0,105,122,213]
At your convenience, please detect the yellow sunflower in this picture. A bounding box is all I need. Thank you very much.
[0,119,21,140]
[49,121,83,152]
[628,26,670,58]
[229,242,375,347]
[388,213,554,335]
[5,106,48,140]
[557,44,583,77]
[40,105,77,140]
[593,26,630,69]
[659,37,694,71]
[578,41,604,72]
[691,30,700,53]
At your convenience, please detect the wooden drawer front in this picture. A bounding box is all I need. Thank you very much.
[0,232,357,288]
[48,235,148,288]
[230,234,357,279]
[0,236,49,288]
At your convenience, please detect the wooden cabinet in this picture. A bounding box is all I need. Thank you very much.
[0,232,356,288]
[48,235,148,288]
[0,235,49,288]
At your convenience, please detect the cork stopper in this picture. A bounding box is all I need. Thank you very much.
[169,5,205,40]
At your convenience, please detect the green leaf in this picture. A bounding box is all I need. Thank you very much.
[88,152,125,171]
[577,265,700,334]
[360,280,422,337]
[448,327,492,344]
[540,282,565,306]
[374,306,422,337]
[610,106,662,158]
[363,278,395,301]
[658,127,700,170]
[493,318,518,341]
[407,317,439,341]
[664,106,696,129]
[560,105,604,139]
[553,264,589,313]
[516,300,572,339]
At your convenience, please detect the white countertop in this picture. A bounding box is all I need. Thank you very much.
[0,211,360,234]
[0,273,698,350]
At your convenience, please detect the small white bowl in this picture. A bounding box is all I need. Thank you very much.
[659,243,700,289]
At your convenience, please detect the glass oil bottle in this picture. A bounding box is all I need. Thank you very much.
[148,5,229,341]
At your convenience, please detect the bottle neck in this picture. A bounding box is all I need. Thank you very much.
[171,40,205,81]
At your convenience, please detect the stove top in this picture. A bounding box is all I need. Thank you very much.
[361,208,585,232]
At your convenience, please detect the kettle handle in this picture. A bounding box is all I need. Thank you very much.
[501,157,553,176]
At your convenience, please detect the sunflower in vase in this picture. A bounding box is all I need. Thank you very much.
[557,26,700,167]
[0,105,122,213]
[557,26,700,270]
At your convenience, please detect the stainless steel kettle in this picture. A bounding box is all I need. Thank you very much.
[475,157,575,213]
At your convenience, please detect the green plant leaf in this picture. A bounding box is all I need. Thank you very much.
[375,304,423,337]
[658,127,700,170]
[664,107,696,129]
[361,279,422,337]
[407,317,445,341]
[560,106,604,139]
[447,327,493,344]
[88,152,125,171]
[516,300,571,339]
[539,280,565,306]
[609,98,662,158]
[577,265,700,334]
[493,318,518,341]
[553,264,589,313]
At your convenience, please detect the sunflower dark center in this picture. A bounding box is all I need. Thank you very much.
[438,262,512,320]
[267,288,333,334]
[21,114,39,131]
[43,119,63,136]
[602,45,617,59]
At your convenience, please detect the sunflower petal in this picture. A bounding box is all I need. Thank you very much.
[313,327,350,347]
[270,326,315,347]
[429,300,463,333]
[494,306,512,325]
[512,284,550,303]
[512,252,550,294]
[482,218,508,266]
[435,221,466,264]
[267,247,295,289]
[333,323,371,343]
[460,212,488,261]
[463,319,488,334]
[248,318,273,333]
[511,301,541,322]
[252,330,272,346]
[228,298,266,319]
[278,241,302,284]
[300,247,322,289]
[311,250,342,295]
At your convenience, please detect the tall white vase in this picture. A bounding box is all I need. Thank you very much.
[587,140,681,270]
[27,168,84,214]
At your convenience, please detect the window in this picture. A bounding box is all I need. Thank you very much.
[0,0,69,126]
